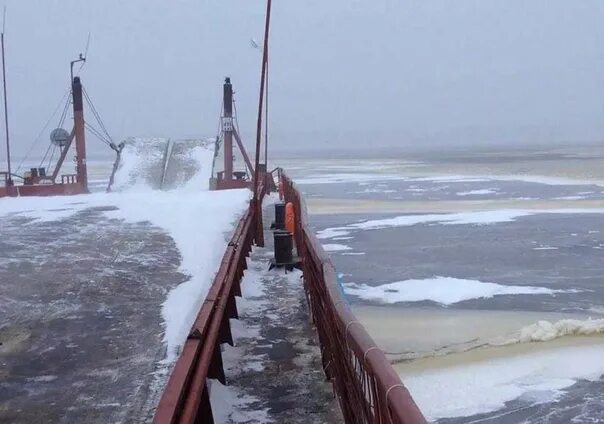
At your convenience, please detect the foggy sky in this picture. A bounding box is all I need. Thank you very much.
[2,0,604,158]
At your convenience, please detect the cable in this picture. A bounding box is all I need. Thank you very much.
[38,143,53,168]
[16,87,71,173]
[83,89,110,139]
[58,90,71,128]
[46,144,57,170]
[84,122,112,146]
[83,87,113,143]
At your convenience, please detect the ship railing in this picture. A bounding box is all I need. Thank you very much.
[61,174,78,184]
[280,171,427,424]
[153,178,269,423]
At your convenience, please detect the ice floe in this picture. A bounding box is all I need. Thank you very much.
[343,277,567,305]
[456,188,498,196]
[321,243,352,252]
[318,209,604,239]
[403,343,604,420]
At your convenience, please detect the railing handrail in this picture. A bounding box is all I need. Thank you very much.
[280,170,426,424]
[154,186,260,423]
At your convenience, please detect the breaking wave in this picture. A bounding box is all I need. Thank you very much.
[499,318,604,345]
[110,137,214,192]
[388,318,604,363]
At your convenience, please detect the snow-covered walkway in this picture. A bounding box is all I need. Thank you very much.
[209,204,343,423]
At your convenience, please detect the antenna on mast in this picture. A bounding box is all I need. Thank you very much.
[70,33,91,81]
[1,5,12,185]
[70,53,86,82]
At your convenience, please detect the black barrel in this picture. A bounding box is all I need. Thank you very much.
[274,230,293,264]
[274,203,286,230]
[30,168,39,178]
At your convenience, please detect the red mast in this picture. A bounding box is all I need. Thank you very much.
[1,30,12,185]
[72,76,88,192]
[223,77,234,181]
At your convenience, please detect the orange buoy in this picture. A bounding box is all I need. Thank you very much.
[285,202,296,235]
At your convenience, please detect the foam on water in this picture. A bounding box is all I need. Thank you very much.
[502,318,604,344]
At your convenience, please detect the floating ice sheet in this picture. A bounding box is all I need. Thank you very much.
[403,343,604,420]
[344,277,566,305]
[318,208,604,239]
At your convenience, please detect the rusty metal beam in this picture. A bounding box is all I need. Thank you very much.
[72,76,88,192]
[232,129,254,176]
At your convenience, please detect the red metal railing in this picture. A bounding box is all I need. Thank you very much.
[153,177,270,423]
[154,170,424,423]
[280,171,427,424]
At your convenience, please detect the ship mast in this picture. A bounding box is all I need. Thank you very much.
[1,8,12,185]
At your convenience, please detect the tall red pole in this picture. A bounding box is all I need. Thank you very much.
[72,76,88,192]
[252,0,272,247]
[253,0,271,193]
[1,32,12,184]
[223,77,234,180]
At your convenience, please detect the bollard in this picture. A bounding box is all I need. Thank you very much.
[273,230,293,264]
[273,202,286,230]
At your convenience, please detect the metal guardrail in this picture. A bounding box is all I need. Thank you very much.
[153,194,259,423]
[280,171,427,424]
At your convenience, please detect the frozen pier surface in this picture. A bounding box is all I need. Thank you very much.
[0,138,249,423]
[210,205,342,423]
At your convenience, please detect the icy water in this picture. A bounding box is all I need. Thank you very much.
[277,148,604,423]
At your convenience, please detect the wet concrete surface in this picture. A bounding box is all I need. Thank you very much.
[0,207,187,423]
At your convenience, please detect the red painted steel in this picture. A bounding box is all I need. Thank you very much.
[154,180,269,423]
[0,76,89,198]
[280,171,427,424]
[72,76,88,192]
[223,78,234,181]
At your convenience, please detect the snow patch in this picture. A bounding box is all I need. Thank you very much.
[209,380,271,423]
